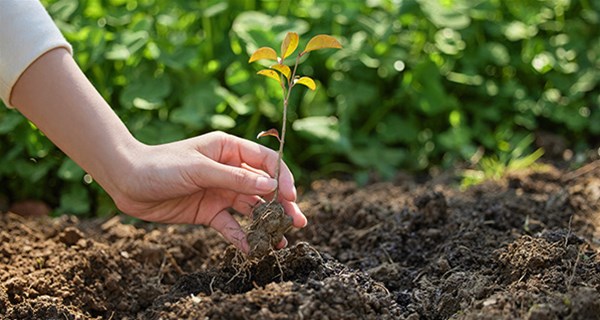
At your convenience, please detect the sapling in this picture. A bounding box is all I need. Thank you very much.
[246,32,342,258]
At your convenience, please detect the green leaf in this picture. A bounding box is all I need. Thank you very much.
[119,73,171,110]
[215,86,252,115]
[0,112,24,134]
[134,120,187,145]
[210,114,236,130]
[58,158,85,182]
[348,142,406,179]
[158,47,198,70]
[105,30,149,60]
[292,116,339,142]
[48,0,78,21]
[59,185,90,215]
[377,115,419,144]
[503,21,538,41]
[15,160,53,183]
[170,82,223,130]
[202,2,228,18]
[231,11,309,56]
[416,0,471,30]
[105,44,130,60]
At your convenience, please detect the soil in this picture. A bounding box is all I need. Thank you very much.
[1,160,599,319]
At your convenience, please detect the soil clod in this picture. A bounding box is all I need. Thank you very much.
[247,201,293,259]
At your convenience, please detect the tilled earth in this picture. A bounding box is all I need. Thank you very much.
[1,161,599,319]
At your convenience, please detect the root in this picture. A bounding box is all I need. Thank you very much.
[226,249,252,285]
[562,159,600,182]
[155,254,167,286]
[372,282,391,297]
[209,276,215,295]
[272,249,285,282]
[567,244,587,290]
[564,215,574,248]
[166,250,184,275]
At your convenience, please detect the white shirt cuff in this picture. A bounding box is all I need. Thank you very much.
[0,0,73,107]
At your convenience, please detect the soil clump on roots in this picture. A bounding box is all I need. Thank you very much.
[0,160,599,319]
[247,201,293,259]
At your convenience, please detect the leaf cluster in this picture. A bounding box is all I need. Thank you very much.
[249,33,341,91]
[249,32,341,142]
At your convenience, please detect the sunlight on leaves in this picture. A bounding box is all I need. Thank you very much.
[257,69,283,84]
[281,32,299,59]
[270,64,291,80]
[249,47,278,62]
[302,34,342,54]
[295,76,316,90]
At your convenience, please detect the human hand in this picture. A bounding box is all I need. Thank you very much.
[111,131,306,253]
[11,48,303,254]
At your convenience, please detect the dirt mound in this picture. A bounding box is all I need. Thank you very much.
[144,242,400,319]
[0,161,599,319]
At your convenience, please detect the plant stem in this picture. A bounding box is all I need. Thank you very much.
[272,99,286,201]
[272,55,301,202]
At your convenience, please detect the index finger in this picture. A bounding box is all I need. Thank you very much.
[216,133,297,202]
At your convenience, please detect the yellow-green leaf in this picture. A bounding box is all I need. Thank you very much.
[302,34,342,54]
[257,69,283,84]
[249,47,278,63]
[270,64,291,80]
[280,32,299,59]
[295,76,316,90]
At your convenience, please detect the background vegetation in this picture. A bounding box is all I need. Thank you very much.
[0,0,598,216]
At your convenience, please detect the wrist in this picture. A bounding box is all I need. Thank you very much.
[97,136,148,209]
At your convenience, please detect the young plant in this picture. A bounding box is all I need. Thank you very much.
[246,32,341,258]
[249,32,342,199]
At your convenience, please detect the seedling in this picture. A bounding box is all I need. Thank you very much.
[246,32,342,258]
[249,32,342,199]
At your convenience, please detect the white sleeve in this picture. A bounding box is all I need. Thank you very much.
[0,0,73,107]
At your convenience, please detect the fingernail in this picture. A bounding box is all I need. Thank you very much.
[256,176,277,193]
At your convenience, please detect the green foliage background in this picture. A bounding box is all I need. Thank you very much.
[0,0,598,216]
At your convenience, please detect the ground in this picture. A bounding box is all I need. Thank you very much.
[1,160,599,319]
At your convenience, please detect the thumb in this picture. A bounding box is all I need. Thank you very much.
[202,161,278,195]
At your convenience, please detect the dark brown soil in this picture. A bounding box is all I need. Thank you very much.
[1,160,599,319]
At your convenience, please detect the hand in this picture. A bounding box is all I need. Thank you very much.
[112,131,307,253]
[12,49,306,254]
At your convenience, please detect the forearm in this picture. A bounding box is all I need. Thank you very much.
[11,48,142,199]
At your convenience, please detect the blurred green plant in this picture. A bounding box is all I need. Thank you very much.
[460,134,545,189]
[0,0,597,216]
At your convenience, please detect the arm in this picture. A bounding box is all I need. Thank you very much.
[11,48,306,253]
[12,48,138,202]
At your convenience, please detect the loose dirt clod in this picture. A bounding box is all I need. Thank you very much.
[247,201,293,259]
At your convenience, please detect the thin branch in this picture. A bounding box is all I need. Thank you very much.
[272,55,301,202]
